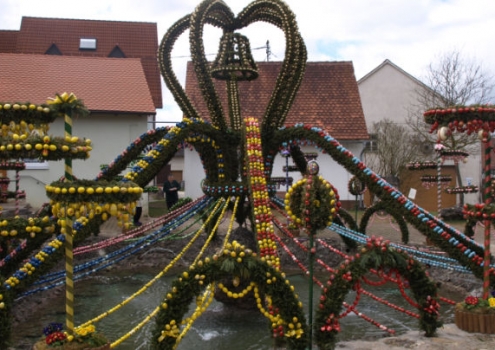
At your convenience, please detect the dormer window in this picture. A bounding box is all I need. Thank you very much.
[80,38,97,50]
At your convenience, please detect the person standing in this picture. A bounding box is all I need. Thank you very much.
[133,196,143,226]
[163,174,180,210]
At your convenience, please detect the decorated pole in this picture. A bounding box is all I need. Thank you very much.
[285,159,339,350]
[64,109,73,182]
[437,150,442,218]
[305,173,316,350]
[308,230,314,349]
[46,92,84,336]
[482,142,492,299]
[64,107,75,335]
[425,107,495,305]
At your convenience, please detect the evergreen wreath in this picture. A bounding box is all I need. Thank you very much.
[285,175,340,232]
[348,176,366,196]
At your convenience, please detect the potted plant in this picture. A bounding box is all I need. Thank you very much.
[455,292,495,334]
[33,323,109,350]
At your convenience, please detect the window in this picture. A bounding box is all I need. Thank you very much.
[80,38,97,50]
[108,45,125,58]
[45,43,62,55]
[364,134,378,152]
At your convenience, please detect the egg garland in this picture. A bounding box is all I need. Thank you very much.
[0,216,55,242]
[424,104,495,303]
[0,102,58,126]
[445,185,479,194]
[46,180,143,229]
[314,236,441,349]
[45,179,142,204]
[0,95,91,161]
[424,104,495,134]
[152,241,308,349]
[0,135,92,161]
[406,161,437,170]
[284,174,340,233]
[0,161,25,171]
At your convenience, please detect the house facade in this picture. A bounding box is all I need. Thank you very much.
[358,59,481,211]
[183,61,370,208]
[0,17,162,210]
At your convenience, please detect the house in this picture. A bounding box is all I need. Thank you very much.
[183,61,369,208]
[0,17,162,210]
[357,59,481,211]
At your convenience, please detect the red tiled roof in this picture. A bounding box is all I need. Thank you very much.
[0,30,18,53]
[13,17,162,108]
[184,61,368,140]
[0,53,155,114]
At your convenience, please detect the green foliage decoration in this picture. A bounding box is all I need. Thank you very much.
[152,241,308,349]
[359,201,410,245]
[314,237,442,350]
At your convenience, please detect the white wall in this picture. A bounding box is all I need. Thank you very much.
[358,62,481,206]
[359,63,423,132]
[184,141,366,201]
[10,113,149,210]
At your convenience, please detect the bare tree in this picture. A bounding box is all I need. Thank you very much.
[406,49,495,204]
[408,50,494,148]
[364,119,418,179]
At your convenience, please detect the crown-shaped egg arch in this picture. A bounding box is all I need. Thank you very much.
[158,0,307,131]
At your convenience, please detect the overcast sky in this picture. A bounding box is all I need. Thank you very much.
[1,0,494,123]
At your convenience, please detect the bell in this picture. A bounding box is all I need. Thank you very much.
[211,32,258,81]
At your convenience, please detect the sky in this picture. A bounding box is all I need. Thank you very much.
[1,0,495,124]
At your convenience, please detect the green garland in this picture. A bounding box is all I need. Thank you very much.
[423,104,495,126]
[0,215,55,243]
[0,135,92,161]
[0,274,13,349]
[314,237,441,349]
[168,197,192,212]
[152,241,308,349]
[45,179,142,204]
[0,102,58,125]
[333,208,358,249]
[348,176,366,196]
[359,201,410,244]
[462,203,495,225]
[1,211,103,291]
[269,125,491,286]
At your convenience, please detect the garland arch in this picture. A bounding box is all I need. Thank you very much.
[332,208,358,250]
[267,125,494,286]
[359,201,410,244]
[314,237,442,350]
[122,119,240,189]
[152,242,308,349]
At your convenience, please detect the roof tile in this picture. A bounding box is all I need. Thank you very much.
[185,61,369,140]
[0,30,18,53]
[13,17,162,108]
[0,53,155,114]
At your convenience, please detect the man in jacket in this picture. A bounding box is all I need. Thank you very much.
[163,174,180,210]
